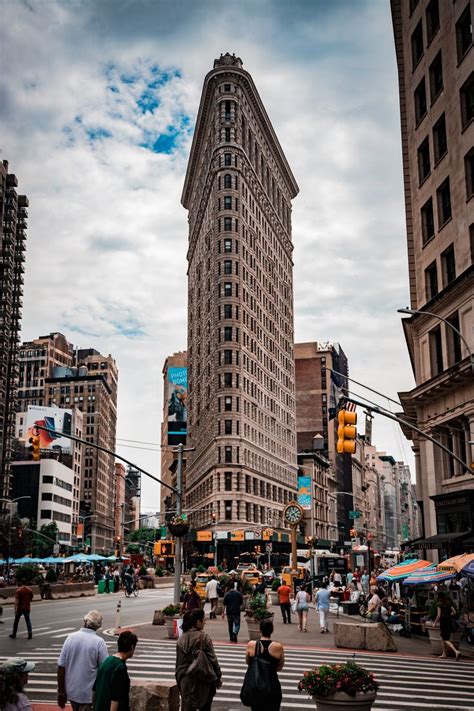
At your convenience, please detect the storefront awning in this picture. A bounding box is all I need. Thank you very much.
[400,536,424,550]
[415,531,471,550]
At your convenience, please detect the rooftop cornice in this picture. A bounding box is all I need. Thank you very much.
[182,63,299,209]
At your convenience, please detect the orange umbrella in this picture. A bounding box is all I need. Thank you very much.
[377,558,432,582]
[438,553,474,573]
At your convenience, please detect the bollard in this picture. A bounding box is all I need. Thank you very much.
[115,599,121,633]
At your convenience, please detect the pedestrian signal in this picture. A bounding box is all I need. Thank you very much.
[337,410,357,454]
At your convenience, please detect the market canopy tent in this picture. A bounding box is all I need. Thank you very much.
[377,558,432,582]
[403,567,456,586]
[438,553,474,574]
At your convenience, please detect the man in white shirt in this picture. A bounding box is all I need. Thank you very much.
[205,575,220,619]
[57,609,108,711]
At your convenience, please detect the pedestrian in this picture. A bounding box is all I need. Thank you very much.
[333,570,342,586]
[244,619,284,711]
[57,610,108,710]
[315,581,330,633]
[93,630,137,711]
[176,609,222,711]
[346,569,353,586]
[435,592,461,661]
[361,569,369,594]
[366,586,382,619]
[182,582,202,614]
[228,572,242,592]
[276,581,292,624]
[222,585,243,642]
[254,577,266,605]
[0,658,35,711]
[295,584,310,632]
[9,580,33,640]
[205,575,219,620]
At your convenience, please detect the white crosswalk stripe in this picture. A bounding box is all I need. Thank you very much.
[2,640,472,709]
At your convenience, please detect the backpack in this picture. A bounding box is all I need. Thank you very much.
[240,641,272,706]
[187,633,217,684]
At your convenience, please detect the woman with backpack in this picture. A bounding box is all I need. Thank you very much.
[242,619,284,710]
[176,610,222,710]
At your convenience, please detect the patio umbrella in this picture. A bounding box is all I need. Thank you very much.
[11,557,43,564]
[438,553,474,573]
[86,554,108,561]
[66,554,91,563]
[41,557,66,564]
[403,567,456,586]
[460,558,474,577]
[377,558,432,582]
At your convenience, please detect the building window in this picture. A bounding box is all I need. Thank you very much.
[224,349,232,364]
[414,78,427,125]
[224,238,232,253]
[224,153,232,166]
[429,325,443,376]
[411,20,424,68]
[417,137,430,183]
[409,0,419,13]
[224,396,232,411]
[224,83,231,92]
[224,420,232,435]
[224,372,232,387]
[429,51,443,103]
[433,113,447,163]
[224,500,232,520]
[224,128,231,142]
[224,283,232,297]
[224,174,232,189]
[224,327,232,341]
[421,197,435,243]
[464,148,474,199]
[224,260,232,274]
[456,4,472,62]
[224,218,232,231]
[225,446,232,463]
[225,473,232,491]
[425,261,438,301]
[460,73,474,129]
[224,196,232,210]
[441,244,456,286]
[224,304,232,318]
[436,178,451,227]
[446,312,462,365]
[426,0,440,44]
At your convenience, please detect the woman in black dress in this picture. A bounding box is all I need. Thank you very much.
[244,619,284,711]
[435,591,460,660]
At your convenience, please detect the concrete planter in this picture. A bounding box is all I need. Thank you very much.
[425,621,461,656]
[312,691,377,711]
[215,597,224,615]
[245,613,274,641]
[164,615,182,639]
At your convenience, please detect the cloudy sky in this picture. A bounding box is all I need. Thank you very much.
[1,0,415,511]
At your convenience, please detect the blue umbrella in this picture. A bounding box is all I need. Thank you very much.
[403,567,456,586]
[66,554,90,563]
[461,558,474,577]
[86,554,108,561]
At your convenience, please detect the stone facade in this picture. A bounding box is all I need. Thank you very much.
[182,54,299,534]
[391,0,474,555]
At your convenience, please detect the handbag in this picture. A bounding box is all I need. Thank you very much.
[240,641,272,707]
[187,633,218,683]
[291,599,297,614]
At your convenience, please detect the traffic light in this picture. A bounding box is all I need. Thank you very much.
[29,434,41,461]
[337,410,357,454]
[350,528,357,538]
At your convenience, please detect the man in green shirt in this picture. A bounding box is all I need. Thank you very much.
[93,630,138,711]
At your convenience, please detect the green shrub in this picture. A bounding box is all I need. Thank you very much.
[161,604,181,617]
[271,579,281,591]
[138,565,147,577]
[155,567,164,577]
[15,565,39,585]
[45,568,57,583]
[197,564,205,573]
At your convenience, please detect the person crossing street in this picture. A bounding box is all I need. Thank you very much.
[9,580,33,640]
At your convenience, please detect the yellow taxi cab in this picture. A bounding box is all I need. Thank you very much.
[280,565,306,588]
[195,572,212,600]
[240,567,262,588]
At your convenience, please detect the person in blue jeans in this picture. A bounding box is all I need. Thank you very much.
[9,583,33,639]
[316,581,331,633]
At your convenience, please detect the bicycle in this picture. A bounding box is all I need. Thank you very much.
[124,580,139,598]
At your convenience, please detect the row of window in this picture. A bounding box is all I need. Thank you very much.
[424,243,456,300]
[414,67,473,134]
[41,492,72,507]
[429,309,463,377]
[411,1,471,70]
[40,510,71,523]
[42,475,73,492]
[420,176,451,243]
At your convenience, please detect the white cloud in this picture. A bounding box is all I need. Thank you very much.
[1,0,415,510]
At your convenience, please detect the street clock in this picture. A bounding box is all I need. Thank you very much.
[283,501,304,526]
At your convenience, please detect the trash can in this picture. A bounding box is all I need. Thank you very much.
[98,580,106,594]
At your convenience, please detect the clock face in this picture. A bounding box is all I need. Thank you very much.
[284,503,303,525]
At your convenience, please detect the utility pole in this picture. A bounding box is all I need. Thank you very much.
[173,443,195,605]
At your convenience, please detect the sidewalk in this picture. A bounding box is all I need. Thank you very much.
[115,603,471,658]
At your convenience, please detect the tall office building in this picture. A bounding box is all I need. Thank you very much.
[0,160,28,499]
[160,351,187,518]
[182,54,299,538]
[18,332,74,408]
[294,341,352,545]
[391,1,473,556]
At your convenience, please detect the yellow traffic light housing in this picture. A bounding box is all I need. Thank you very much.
[29,434,41,462]
[337,410,357,454]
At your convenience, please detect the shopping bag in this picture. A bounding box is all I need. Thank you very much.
[291,599,297,614]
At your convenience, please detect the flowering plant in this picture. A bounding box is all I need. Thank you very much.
[298,662,378,698]
[169,514,188,526]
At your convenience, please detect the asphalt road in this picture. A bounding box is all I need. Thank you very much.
[0,585,174,654]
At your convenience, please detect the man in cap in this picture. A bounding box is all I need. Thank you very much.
[57,610,108,711]
[0,658,35,707]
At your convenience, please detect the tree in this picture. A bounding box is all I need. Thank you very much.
[127,527,157,544]
[0,514,29,561]
[33,522,59,557]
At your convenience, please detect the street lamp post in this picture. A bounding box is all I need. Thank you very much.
[0,497,31,580]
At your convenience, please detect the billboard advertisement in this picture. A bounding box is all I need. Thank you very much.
[167,367,187,444]
[26,405,73,452]
[297,475,312,510]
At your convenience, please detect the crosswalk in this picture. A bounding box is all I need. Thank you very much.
[4,638,473,710]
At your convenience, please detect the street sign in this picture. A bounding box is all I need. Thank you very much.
[53,543,59,555]
[265,542,273,553]
[349,510,362,519]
